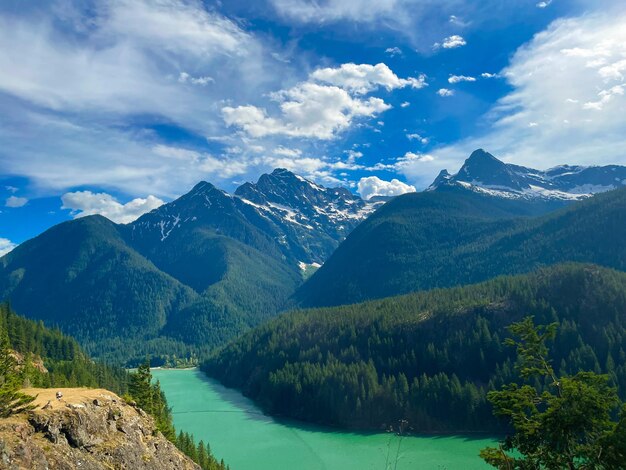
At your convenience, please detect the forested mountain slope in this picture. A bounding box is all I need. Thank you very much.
[297,186,626,307]
[206,264,626,432]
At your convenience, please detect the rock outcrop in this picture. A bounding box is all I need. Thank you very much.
[0,388,199,470]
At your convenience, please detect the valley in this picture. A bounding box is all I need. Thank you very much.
[4,2,626,467]
[3,151,626,468]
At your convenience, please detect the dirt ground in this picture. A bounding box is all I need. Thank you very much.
[20,387,122,409]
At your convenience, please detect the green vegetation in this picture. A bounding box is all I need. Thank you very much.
[204,264,626,432]
[128,361,229,470]
[481,317,626,469]
[0,303,229,469]
[0,302,128,393]
[297,186,626,308]
[0,314,35,417]
[0,205,300,365]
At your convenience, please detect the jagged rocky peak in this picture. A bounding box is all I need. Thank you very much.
[457,149,524,190]
[235,168,367,215]
[237,168,327,206]
[429,149,626,201]
[428,169,452,190]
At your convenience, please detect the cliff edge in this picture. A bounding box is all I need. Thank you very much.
[0,387,200,470]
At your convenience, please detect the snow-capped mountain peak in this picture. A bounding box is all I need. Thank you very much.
[129,169,381,265]
[429,149,626,201]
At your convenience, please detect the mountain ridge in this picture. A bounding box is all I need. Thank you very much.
[0,169,378,363]
[296,184,626,308]
[429,148,626,201]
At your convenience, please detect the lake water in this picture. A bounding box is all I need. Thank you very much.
[153,368,495,470]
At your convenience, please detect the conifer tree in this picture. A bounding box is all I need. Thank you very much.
[481,317,626,469]
[0,321,35,417]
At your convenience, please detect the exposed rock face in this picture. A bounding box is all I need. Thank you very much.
[0,388,199,470]
[428,148,626,201]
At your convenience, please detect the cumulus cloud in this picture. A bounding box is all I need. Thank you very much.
[223,63,426,140]
[0,238,17,257]
[437,88,455,97]
[5,196,28,208]
[536,0,552,8]
[310,63,427,94]
[440,35,466,49]
[407,133,430,144]
[448,75,476,83]
[61,191,165,224]
[357,176,416,200]
[223,82,390,139]
[481,72,499,78]
[385,46,403,57]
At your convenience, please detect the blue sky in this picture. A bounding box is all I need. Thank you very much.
[1,0,626,252]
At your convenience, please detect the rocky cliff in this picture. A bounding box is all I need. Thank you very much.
[0,388,199,470]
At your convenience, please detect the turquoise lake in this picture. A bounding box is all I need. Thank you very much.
[153,368,496,470]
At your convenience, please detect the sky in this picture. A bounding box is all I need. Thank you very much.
[1,0,626,252]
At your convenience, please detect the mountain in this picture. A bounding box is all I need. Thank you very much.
[296,185,626,307]
[234,168,379,264]
[0,170,377,363]
[428,149,626,201]
[204,264,626,432]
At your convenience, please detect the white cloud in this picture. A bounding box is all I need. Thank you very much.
[407,133,430,144]
[0,238,17,257]
[401,152,435,163]
[345,150,363,163]
[441,35,466,49]
[385,46,403,57]
[400,101,411,107]
[5,186,18,193]
[0,0,291,196]
[400,12,626,187]
[536,0,552,8]
[310,63,427,94]
[481,72,499,78]
[222,63,423,139]
[448,75,476,83]
[152,144,250,178]
[270,0,405,24]
[437,88,455,97]
[274,146,303,157]
[449,15,470,27]
[583,85,624,110]
[0,0,253,118]
[178,72,214,86]
[357,176,416,200]
[61,191,165,224]
[6,196,28,208]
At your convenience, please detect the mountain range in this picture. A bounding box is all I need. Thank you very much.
[2,150,626,364]
[296,182,626,307]
[0,169,378,363]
